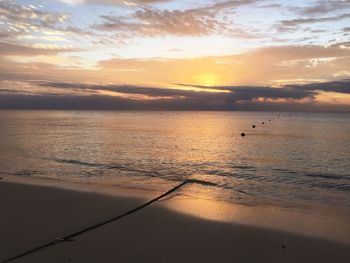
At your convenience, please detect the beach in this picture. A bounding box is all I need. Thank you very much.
[1,0,350,260]
[1,111,350,262]
[1,175,350,263]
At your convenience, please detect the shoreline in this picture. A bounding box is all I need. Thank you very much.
[0,177,350,262]
[1,174,350,246]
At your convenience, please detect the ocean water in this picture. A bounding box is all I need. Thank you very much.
[0,110,350,212]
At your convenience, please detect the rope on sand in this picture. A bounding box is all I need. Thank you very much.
[1,179,198,263]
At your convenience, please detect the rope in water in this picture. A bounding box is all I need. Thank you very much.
[1,180,193,263]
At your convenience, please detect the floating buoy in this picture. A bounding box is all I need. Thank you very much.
[241,133,246,137]
[252,125,256,128]
[269,120,271,121]
[262,122,265,124]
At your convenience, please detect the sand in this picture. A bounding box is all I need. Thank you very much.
[0,177,350,263]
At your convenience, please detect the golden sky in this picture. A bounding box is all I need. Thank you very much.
[0,0,350,110]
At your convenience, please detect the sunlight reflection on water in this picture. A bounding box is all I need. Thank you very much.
[0,110,349,211]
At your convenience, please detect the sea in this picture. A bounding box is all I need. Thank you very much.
[1,110,349,213]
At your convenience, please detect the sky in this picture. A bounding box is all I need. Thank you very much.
[0,0,350,111]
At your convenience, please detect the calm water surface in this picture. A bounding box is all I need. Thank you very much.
[0,110,349,211]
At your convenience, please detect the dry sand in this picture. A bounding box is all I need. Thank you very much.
[0,177,349,263]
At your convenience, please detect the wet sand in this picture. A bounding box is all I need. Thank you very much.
[0,177,349,263]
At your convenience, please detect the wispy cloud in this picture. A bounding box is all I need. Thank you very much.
[296,0,350,15]
[94,1,258,38]
[280,13,350,28]
[0,42,78,56]
[60,0,172,5]
[275,13,350,34]
[0,1,69,32]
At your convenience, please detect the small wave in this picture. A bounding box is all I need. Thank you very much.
[0,171,16,176]
[303,173,350,181]
[206,170,260,181]
[47,158,102,167]
[13,170,41,176]
[105,164,125,170]
[309,181,350,192]
[1,169,42,177]
[231,165,256,170]
[45,157,179,181]
[273,168,296,173]
[43,157,256,197]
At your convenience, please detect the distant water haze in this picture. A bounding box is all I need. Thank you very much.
[1,110,350,212]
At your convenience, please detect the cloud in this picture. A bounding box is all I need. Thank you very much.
[0,1,86,47]
[1,79,350,111]
[0,43,349,90]
[93,44,350,86]
[243,45,350,59]
[297,0,350,15]
[38,79,350,99]
[40,80,316,103]
[60,0,172,5]
[0,1,68,30]
[281,13,350,27]
[286,79,350,94]
[331,41,350,49]
[176,79,350,100]
[61,0,255,7]
[0,42,78,56]
[93,1,258,38]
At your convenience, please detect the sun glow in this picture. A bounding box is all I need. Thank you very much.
[195,73,220,87]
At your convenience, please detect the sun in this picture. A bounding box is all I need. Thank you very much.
[195,73,220,87]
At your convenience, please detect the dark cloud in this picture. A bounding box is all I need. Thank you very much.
[1,79,349,111]
[36,80,319,101]
[286,80,350,94]
[0,92,348,112]
[183,79,350,95]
